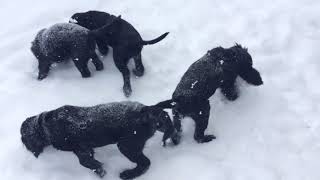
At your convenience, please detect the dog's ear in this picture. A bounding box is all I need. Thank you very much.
[161,117,175,147]
[20,115,47,158]
[111,15,122,30]
[108,15,121,27]
[239,67,263,86]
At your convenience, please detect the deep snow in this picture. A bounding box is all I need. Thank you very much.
[0,0,320,180]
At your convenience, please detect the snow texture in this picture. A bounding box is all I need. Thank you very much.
[50,101,145,130]
[0,0,320,180]
[35,23,89,58]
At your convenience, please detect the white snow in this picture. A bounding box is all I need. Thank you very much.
[1,0,320,180]
[69,18,78,24]
[191,80,198,89]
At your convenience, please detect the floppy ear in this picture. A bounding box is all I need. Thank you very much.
[161,116,175,147]
[111,15,122,28]
[109,15,122,26]
[239,67,263,86]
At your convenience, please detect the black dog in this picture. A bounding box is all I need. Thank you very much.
[70,11,169,97]
[31,16,121,80]
[21,101,175,179]
[156,44,263,144]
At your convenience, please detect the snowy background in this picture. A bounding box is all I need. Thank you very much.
[0,0,320,179]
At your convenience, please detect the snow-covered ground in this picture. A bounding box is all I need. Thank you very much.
[1,0,320,179]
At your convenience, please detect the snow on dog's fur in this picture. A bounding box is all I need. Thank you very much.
[21,101,176,179]
[31,16,121,80]
[156,44,263,144]
[70,11,169,97]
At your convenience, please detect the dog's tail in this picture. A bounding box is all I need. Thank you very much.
[140,32,169,45]
[154,99,176,109]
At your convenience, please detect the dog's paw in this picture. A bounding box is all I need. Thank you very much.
[120,169,136,180]
[81,72,91,78]
[93,167,106,178]
[196,134,216,143]
[224,91,238,101]
[133,69,144,77]
[171,132,182,145]
[221,87,239,101]
[99,47,109,56]
[123,86,132,97]
[96,64,104,71]
[37,74,48,80]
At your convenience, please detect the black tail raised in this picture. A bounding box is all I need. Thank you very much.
[141,32,169,45]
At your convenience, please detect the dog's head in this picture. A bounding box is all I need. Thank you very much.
[69,11,112,29]
[70,12,88,25]
[31,29,50,80]
[20,113,48,158]
[225,43,263,86]
[140,106,175,146]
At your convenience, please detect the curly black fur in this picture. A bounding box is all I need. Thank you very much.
[156,44,263,144]
[21,101,175,179]
[70,11,169,97]
[31,17,121,80]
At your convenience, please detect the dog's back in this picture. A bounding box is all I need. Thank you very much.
[173,52,224,101]
[36,23,91,61]
[42,101,146,148]
[70,11,142,45]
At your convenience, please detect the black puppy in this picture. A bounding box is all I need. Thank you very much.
[156,44,263,144]
[70,11,169,97]
[31,16,121,80]
[21,101,175,179]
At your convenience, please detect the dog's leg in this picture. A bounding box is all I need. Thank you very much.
[171,108,183,145]
[37,59,51,80]
[117,138,150,180]
[113,50,132,97]
[117,64,132,97]
[220,75,238,101]
[73,58,91,78]
[133,53,144,77]
[191,100,216,143]
[96,39,109,55]
[220,82,238,101]
[90,52,104,71]
[73,148,106,178]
